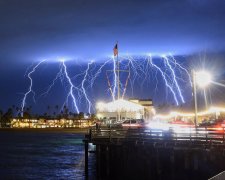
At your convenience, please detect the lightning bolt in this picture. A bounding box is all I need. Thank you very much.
[162,55,185,103]
[21,54,193,114]
[21,59,46,116]
[147,55,179,105]
[125,55,150,94]
[39,65,63,98]
[169,54,192,87]
[61,60,80,113]
[81,61,94,114]
[90,59,111,88]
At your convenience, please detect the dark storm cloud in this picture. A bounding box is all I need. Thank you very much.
[0,0,225,62]
[1,0,225,112]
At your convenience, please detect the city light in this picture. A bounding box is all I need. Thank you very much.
[153,106,225,120]
[195,71,212,88]
[96,99,144,113]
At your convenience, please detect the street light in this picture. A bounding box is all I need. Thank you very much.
[195,71,212,88]
[192,70,212,129]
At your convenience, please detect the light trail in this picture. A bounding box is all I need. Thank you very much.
[211,81,225,88]
[21,59,46,116]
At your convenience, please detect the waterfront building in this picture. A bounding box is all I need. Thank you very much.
[154,106,225,124]
[96,98,154,123]
[10,118,94,128]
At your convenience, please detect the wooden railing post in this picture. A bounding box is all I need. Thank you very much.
[89,128,92,140]
[84,140,88,177]
[109,126,111,142]
[189,128,192,141]
[223,127,225,143]
[88,127,224,146]
[175,130,177,141]
[205,127,208,143]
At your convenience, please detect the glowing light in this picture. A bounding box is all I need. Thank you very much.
[147,121,170,131]
[96,99,144,113]
[59,58,65,62]
[195,71,212,88]
[96,102,105,110]
[151,108,156,115]
[154,106,225,119]
[96,113,104,119]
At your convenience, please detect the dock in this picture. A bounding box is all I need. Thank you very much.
[84,127,225,179]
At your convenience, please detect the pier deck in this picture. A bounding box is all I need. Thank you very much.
[84,127,225,180]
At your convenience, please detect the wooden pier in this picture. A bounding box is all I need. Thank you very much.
[84,127,225,179]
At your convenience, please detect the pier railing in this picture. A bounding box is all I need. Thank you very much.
[88,127,225,145]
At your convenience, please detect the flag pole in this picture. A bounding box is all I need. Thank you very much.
[116,41,120,122]
[117,41,120,100]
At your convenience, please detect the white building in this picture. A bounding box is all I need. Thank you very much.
[96,99,154,123]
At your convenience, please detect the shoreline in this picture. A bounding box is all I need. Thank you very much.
[0,127,90,134]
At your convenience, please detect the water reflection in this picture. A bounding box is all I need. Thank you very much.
[0,131,95,179]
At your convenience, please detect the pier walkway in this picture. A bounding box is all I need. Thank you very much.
[88,127,225,146]
[84,127,225,180]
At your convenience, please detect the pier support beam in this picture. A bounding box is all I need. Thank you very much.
[106,146,110,177]
[96,145,101,179]
[194,153,198,170]
[84,140,88,178]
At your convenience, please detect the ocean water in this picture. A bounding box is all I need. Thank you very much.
[0,130,95,179]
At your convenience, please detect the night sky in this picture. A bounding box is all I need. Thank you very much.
[1,0,225,113]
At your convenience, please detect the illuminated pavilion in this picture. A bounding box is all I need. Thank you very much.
[96,99,154,123]
[96,43,155,123]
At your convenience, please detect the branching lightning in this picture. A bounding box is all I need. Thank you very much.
[21,60,46,116]
[169,54,192,86]
[39,67,63,98]
[81,61,94,114]
[90,59,111,88]
[162,55,185,103]
[61,60,80,113]
[21,53,193,114]
[147,55,179,105]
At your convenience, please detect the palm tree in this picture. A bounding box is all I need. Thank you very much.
[2,108,13,127]
[47,105,51,117]
[53,112,56,117]
[44,112,47,118]
[55,105,59,116]
[16,107,20,117]
[65,108,69,118]
[12,105,15,117]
